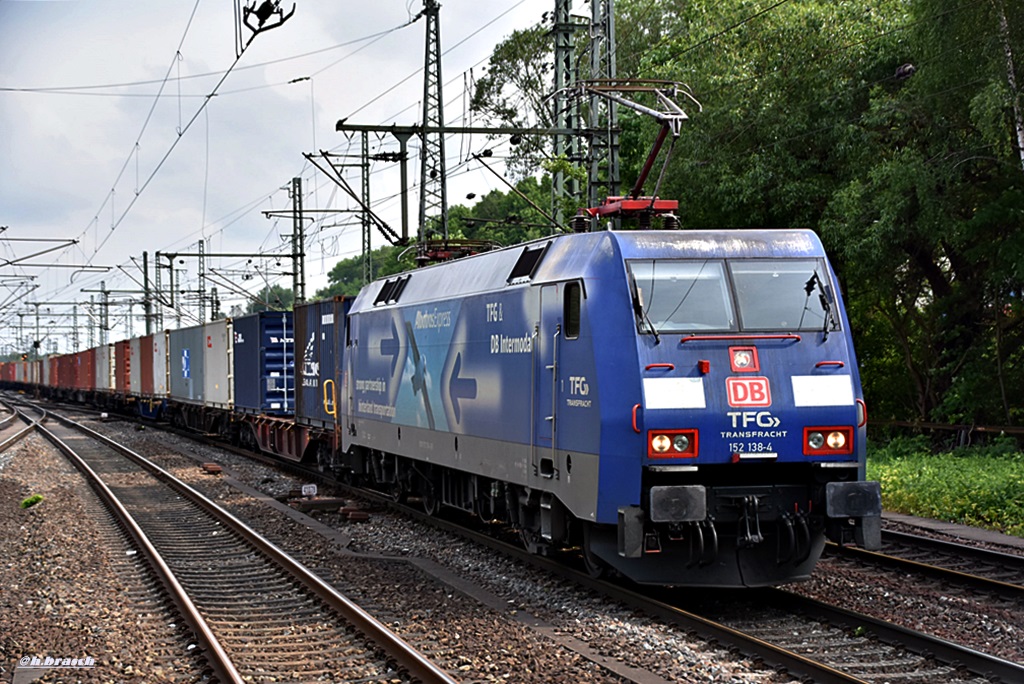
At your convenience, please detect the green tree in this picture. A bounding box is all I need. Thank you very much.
[612,0,1024,427]
[314,0,1024,428]
[246,284,294,313]
[315,177,561,298]
[456,175,558,244]
[470,24,555,180]
[821,0,1024,425]
[314,245,407,299]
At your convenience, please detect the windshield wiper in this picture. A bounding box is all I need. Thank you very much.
[630,276,661,345]
[804,271,837,341]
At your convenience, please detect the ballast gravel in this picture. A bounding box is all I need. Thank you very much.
[0,435,201,683]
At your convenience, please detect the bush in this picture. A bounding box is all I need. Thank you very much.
[867,440,1024,538]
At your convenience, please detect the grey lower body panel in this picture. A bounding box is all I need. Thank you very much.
[350,416,602,522]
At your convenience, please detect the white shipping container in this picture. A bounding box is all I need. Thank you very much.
[129,337,143,395]
[153,330,169,397]
[95,344,115,393]
[203,319,233,409]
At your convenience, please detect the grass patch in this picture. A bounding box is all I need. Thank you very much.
[19,494,44,509]
[867,436,1024,538]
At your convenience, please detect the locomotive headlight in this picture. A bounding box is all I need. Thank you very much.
[733,350,752,368]
[827,431,847,449]
[803,426,854,456]
[648,429,699,458]
[651,434,672,453]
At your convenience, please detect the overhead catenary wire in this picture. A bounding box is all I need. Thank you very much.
[37,5,526,318]
[86,48,258,264]
[0,4,707,339]
[6,2,569,344]
[74,0,203,256]
[0,22,417,95]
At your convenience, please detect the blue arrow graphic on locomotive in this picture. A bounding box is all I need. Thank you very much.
[404,321,436,430]
[379,319,401,377]
[448,353,477,424]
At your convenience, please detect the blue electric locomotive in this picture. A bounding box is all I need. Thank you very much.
[339,228,881,587]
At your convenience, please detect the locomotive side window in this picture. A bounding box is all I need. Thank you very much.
[628,260,735,333]
[730,259,839,332]
[564,281,581,339]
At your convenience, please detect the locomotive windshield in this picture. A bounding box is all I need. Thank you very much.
[628,258,839,334]
[629,260,735,331]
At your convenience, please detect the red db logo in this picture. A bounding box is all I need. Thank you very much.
[726,377,771,407]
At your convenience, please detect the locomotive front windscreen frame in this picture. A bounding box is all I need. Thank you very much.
[628,257,841,334]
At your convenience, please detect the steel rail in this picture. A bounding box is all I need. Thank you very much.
[116,428,857,684]
[410,496,1024,684]
[883,528,1024,569]
[38,402,1019,684]
[418,525,869,683]
[287,465,872,684]
[0,401,19,426]
[312,460,1023,684]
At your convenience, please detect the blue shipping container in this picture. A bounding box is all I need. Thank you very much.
[294,297,351,429]
[232,311,295,415]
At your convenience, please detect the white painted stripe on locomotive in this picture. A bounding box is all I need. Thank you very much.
[643,377,707,409]
[790,375,854,406]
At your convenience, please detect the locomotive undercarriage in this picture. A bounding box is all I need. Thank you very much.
[307,442,879,587]
[326,445,587,556]
[594,463,881,586]
[606,482,830,586]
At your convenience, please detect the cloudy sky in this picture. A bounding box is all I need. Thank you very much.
[0,0,569,352]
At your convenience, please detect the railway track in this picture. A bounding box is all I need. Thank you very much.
[414,509,1023,683]
[0,398,38,454]
[21,406,457,684]
[827,531,1024,599]
[669,588,1019,684]
[2,401,208,684]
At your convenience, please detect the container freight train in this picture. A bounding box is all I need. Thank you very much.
[3,229,881,587]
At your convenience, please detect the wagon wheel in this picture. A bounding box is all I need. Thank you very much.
[316,445,335,475]
[242,425,259,452]
[389,479,408,504]
[421,484,440,516]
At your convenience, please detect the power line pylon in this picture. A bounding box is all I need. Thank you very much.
[289,176,306,304]
[360,133,372,285]
[419,0,448,245]
[551,0,582,224]
[586,0,621,228]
